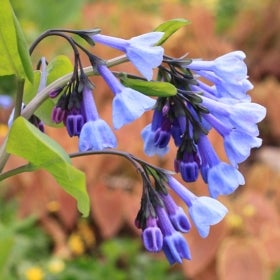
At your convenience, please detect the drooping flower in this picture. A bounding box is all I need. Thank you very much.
[167,176,228,237]
[91,32,164,80]
[78,79,117,151]
[141,124,169,156]
[188,51,247,81]
[97,63,156,129]
[141,216,163,252]
[197,133,245,197]
[156,206,191,264]
[160,193,191,233]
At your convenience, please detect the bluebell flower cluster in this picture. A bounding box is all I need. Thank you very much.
[41,27,266,265]
[134,166,227,264]
[142,50,266,198]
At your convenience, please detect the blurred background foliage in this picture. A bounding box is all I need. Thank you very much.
[1,0,280,279]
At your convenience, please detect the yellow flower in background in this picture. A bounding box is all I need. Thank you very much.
[48,258,65,274]
[77,220,96,248]
[24,266,44,280]
[226,213,244,230]
[0,124,8,137]
[68,233,85,256]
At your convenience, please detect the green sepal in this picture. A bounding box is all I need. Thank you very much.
[154,18,190,45]
[6,117,90,216]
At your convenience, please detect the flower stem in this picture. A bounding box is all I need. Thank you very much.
[0,163,36,181]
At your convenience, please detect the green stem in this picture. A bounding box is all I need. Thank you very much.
[0,79,25,172]
[13,79,25,121]
[0,163,36,181]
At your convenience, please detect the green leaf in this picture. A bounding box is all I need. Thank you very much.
[154,18,190,45]
[23,55,73,126]
[0,229,14,279]
[120,76,177,97]
[0,0,33,82]
[6,117,90,216]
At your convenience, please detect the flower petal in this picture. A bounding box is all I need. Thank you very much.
[112,88,155,129]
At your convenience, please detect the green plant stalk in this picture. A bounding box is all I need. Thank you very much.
[0,163,37,181]
[0,78,25,172]
[0,54,128,174]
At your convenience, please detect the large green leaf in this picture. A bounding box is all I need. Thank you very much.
[0,0,33,82]
[23,55,73,126]
[120,76,177,97]
[6,117,89,216]
[154,18,190,45]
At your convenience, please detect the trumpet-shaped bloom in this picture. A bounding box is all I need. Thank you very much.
[188,196,228,238]
[189,51,247,81]
[78,81,117,151]
[203,113,263,167]
[141,124,169,156]
[92,32,164,80]
[156,206,191,264]
[97,64,155,129]
[79,119,117,151]
[197,134,244,197]
[167,176,228,237]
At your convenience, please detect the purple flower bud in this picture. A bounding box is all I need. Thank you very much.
[66,114,84,137]
[154,128,171,148]
[142,217,163,252]
[156,206,191,264]
[178,160,199,182]
[51,107,66,123]
[160,194,191,233]
[49,87,64,98]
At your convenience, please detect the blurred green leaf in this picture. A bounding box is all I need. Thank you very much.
[23,55,73,126]
[120,76,177,97]
[154,18,190,45]
[272,267,280,280]
[6,117,90,216]
[0,229,14,279]
[0,0,33,82]
[11,0,86,32]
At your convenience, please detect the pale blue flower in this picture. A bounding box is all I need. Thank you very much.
[188,196,228,238]
[97,64,156,129]
[167,176,228,237]
[224,129,262,166]
[78,80,117,151]
[197,134,245,197]
[203,113,262,167]
[79,119,117,151]
[141,124,169,156]
[189,51,247,81]
[207,162,245,198]
[112,86,155,129]
[92,32,164,80]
